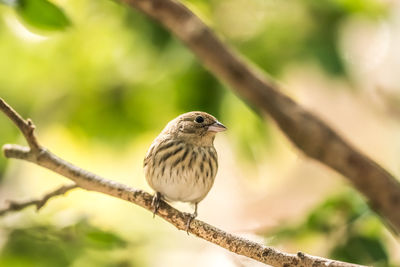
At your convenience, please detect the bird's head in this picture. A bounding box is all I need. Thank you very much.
[163,111,226,146]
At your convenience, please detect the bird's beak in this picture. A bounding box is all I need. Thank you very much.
[207,121,227,132]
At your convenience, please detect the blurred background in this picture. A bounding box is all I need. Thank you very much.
[1,0,400,266]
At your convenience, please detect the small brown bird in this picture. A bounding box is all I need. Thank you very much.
[144,111,226,228]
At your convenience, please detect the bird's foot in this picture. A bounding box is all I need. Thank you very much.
[151,192,161,218]
[184,212,197,235]
[184,203,198,235]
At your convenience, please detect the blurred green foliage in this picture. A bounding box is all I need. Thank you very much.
[0,0,395,266]
[0,220,140,267]
[0,0,387,169]
[230,0,387,76]
[268,191,392,266]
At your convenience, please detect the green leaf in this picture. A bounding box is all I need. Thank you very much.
[330,235,389,266]
[333,0,387,17]
[85,230,127,249]
[16,0,71,31]
[0,227,78,267]
[0,221,129,267]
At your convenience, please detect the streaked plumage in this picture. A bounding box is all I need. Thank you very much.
[143,111,226,222]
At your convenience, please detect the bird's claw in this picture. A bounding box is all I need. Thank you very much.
[184,203,198,235]
[184,212,197,235]
[151,192,161,218]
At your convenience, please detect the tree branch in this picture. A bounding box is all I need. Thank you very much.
[0,184,78,216]
[120,0,400,234]
[0,99,41,152]
[0,103,365,267]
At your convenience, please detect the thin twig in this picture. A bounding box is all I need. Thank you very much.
[0,102,365,267]
[0,98,40,152]
[0,184,78,216]
[120,0,400,234]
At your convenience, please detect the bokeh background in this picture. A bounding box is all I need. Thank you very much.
[1,0,400,266]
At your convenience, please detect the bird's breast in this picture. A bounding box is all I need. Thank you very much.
[144,140,218,203]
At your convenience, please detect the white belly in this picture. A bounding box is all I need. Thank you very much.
[150,166,214,203]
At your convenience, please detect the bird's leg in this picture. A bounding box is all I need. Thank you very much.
[185,202,198,234]
[151,192,162,218]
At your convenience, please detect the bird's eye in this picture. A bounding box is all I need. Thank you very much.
[195,116,204,123]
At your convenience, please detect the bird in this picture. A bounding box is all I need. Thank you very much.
[143,111,226,230]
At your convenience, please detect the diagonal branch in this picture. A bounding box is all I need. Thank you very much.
[0,184,78,216]
[120,0,400,234]
[0,102,364,267]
